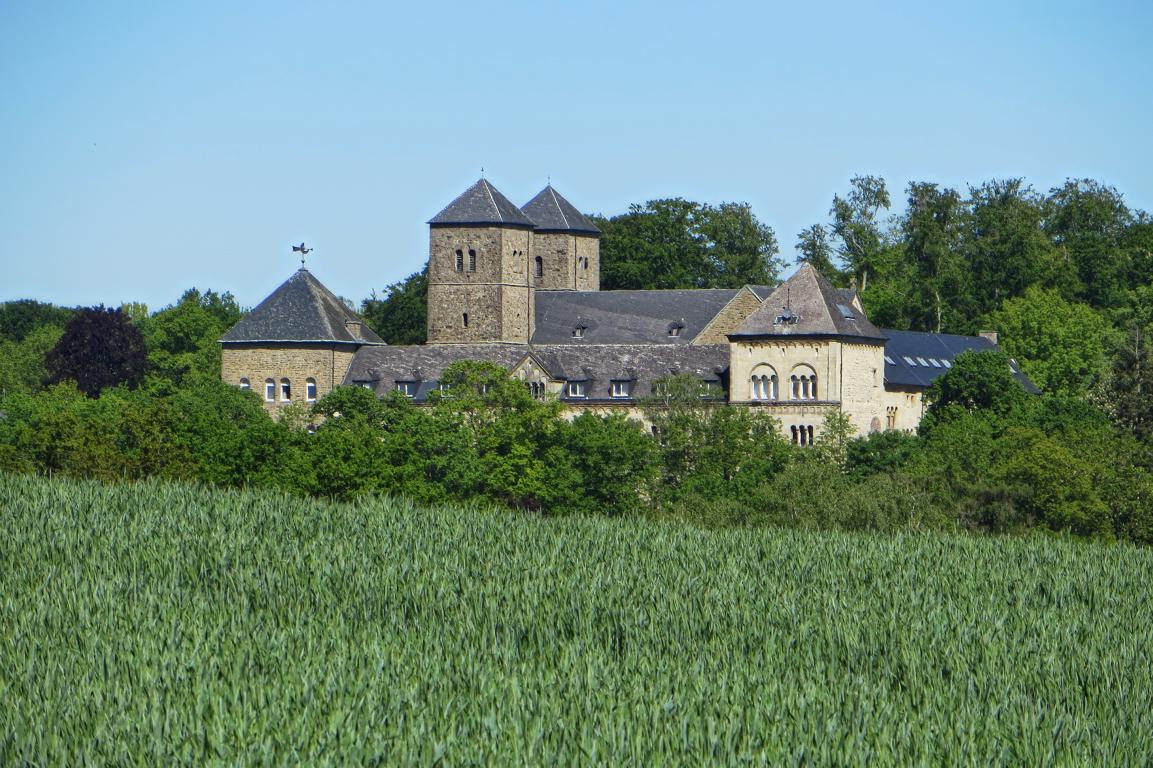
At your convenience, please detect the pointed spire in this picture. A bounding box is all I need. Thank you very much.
[521,185,601,234]
[428,178,535,227]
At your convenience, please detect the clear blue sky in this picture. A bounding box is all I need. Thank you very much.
[2,0,1151,311]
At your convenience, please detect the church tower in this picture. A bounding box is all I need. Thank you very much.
[426,179,536,344]
[521,185,601,291]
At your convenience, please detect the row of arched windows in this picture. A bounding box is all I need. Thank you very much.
[791,424,815,446]
[454,248,478,273]
[750,366,818,401]
[239,377,317,403]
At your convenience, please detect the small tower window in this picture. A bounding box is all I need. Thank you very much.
[264,378,275,401]
[455,249,463,272]
[306,378,317,402]
[463,313,469,328]
[534,255,543,278]
[279,378,291,402]
[468,249,476,272]
[239,378,250,391]
[583,257,589,270]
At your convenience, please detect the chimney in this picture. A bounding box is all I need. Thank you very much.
[978,330,998,346]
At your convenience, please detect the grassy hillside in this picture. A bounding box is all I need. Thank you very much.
[1,473,1151,765]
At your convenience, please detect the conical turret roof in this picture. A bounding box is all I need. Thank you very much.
[521,185,601,234]
[428,178,536,227]
[730,263,886,340]
[220,268,385,344]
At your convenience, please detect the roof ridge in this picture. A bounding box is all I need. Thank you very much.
[548,186,571,229]
[481,179,504,223]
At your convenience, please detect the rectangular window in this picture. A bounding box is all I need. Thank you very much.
[264,381,275,401]
[610,381,630,398]
[396,381,416,397]
[566,381,587,398]
[306,380,318,401]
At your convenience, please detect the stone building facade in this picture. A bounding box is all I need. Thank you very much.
[221,177,1035,438]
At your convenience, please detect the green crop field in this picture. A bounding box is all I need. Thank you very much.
[1,473,1151,765]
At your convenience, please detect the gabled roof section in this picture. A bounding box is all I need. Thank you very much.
[428,178,536,227]
[881,329,1039,393]
[220,268,384,345]
[730,263,886,341]
[521,186,601,234]
[532,289,741,344]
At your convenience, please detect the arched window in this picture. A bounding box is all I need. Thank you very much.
[239,377,250,391]
[750,366,778,401]
[264,378,275,401]
[534,256,543,278]
[790,425,798,444]
[468,249,476,272]
[279,378,291,401]
[807,425,814,444]
[455,249,463,272]
[462,313,469,328]
[582,257,588,270]
[790,366,817,401]
[306,378,317,402]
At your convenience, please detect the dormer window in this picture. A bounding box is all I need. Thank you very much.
[774,310,799,325]
[610,381,631,399]
[566,381,587,398]
[395,381,417,398]
[572,320,588,339]
[667,321,685,338]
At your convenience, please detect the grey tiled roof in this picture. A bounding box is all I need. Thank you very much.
[220,269,384,344]
[343,343,730,403]
[520,186,601,234]
[428,179,536,227]
[881,329,1039,393]
[732,264,886,341]
[532,289,742,344]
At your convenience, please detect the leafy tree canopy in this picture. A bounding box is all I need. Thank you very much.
[45,306,148,397]
[361,269,427,345]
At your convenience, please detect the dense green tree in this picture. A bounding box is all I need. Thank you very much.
[45,306,148,397]
[844,429,919,479]
[139,288,242,385]
[0,299,76,343]
[1045,179,1133,309]
[829,175,892,292]
[0,324,63,396]
[596,199,780,289]
[965,180,1055,317]
[922,349,1029,426]
[901,182,968,332]
[361,269,427,345]
[795,224,842,283]
[987,287,1111,394]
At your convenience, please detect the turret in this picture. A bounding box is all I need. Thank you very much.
[521,185,601,291]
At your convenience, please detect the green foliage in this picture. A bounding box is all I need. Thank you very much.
[5,473,1152,764]
[0,299,76,343]
[988,287,1111,394]
[138,288,242,386]
[845,429,919,479]
[0,324,63,396]
[45,306,148,396]
[361,268,427,345]
[596,198,781,289]
[923,349,1028,423]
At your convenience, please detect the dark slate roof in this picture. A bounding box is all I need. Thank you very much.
[533,344,729,402]
[428,179,536,227]
[220,269,384,344]
[343,343,730,403]
[532,289,741,345]
[881,329,1039,393]
[731,264,886,341]
[344,344,530,398]
[520,186,601,234]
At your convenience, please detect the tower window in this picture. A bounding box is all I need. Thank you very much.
[468,249,476,272]
[455,249,463,272]
[534,255,543,278]
[463,313,469,328]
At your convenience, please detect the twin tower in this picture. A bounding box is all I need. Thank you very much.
[426,179,601,344]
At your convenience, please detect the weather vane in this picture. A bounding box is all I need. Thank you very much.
[292,242,312,267]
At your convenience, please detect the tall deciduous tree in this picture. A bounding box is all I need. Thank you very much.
[45,306,148,397]
[901,182,967,333]
[1045,179,1133,309]
[829,175,891,292]
[361,269,427,345]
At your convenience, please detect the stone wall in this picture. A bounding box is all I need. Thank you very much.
[838,341,887,437]
[427,224,533,344]
[574,234,599,291]
[531,232,575,290]
[221,343,358,415]
[693,288,762,344]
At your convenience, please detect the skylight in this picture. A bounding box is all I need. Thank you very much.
[942,360,952,368]
[903,356,917,366]
[836,303,856,320]
[884,355,896,365]
[916,357,929,366]
[929,358,942,368]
